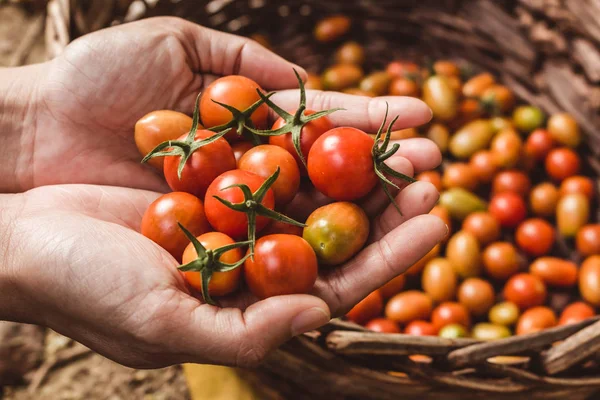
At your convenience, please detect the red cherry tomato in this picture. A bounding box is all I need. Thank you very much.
[503,273,547,310]
[141,192,210,261]
[545,148,581,182]
[204,170,275,239]
[347,291,384,325]
[405,320,438,336]
[386,61,420,79]
[199,76,269,140]
[492,170,531,197]
[308,127,378,201]
[489,192,527,228]
[163,130,236,198]
[560,176,595,201]
[181,232,244,297]
[525,129,555,161]
[516,306,557,335]
[558,302,595,326]
[244,234,318,299]
[431,302,471,331]
[577,225,600,257]
[515,219,555,256]
[270,110,334,174]
[469,150,498,184]
[365,318,400,333]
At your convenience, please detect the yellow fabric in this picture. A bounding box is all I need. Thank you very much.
[183,364,258,400]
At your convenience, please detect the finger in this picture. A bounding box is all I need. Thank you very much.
[268,91,432,132]
[370,181,441,242]
[391,138,443,174]
[178,295,330,367]
[178,20,306,90]
[314,214,446,316]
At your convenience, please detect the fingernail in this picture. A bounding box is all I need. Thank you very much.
[291,307,331,336]
[445,224,450,235]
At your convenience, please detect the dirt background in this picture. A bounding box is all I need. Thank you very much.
[0,3,190,399]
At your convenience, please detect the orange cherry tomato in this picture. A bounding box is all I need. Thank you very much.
[482,85,515,113]
[442,163,478,191]
[558,302,595,326]
[489,192,527,228]
[426,123,450,153]
[417,171,443,192]
[560,176,595,201]
[490,128,523,169]
[529,182,559,217]
[516,306,557,335]
[469,150,498,184]
[455,99,484,126]
[462,72,495,98]
[547,113,581,148]
[579,256,600,306]
[366,318,401,333]
[524,129,555,161]
[347,291,384,325]
[557,193,590,238]
[483,242,521,280]
[405,320,438,336]
[515,219,555,256]
[431,302,471,331]
[492,170,531,197]
[577,225,600,257]
[322,64,364,91]
[422,258,458,303]
[462,212,500,246]
[232,141,254,166]
[529,257,578,288]
[389,77,420,97]
[433,60,460,77]
[386,61,421,79]
[181,232,244,297]
[379,274,406,299]
[503,273,547,310]
[335,41,365,65]
[314,15,351,42]
[304,73,324,90]
[385,291,433,324]
[446,231,482,278]
[458,278,495,316]
[545,148,581,181]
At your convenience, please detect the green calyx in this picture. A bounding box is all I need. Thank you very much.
[246,69,343,168]
[141,93,231,179]
[177,223,252,306]
[212,167,306,254]
[371,103,417,215]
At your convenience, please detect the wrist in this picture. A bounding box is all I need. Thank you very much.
[0,64,45,193]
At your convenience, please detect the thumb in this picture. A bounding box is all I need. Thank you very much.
[181,295,330,367]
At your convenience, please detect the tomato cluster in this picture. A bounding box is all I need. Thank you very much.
[136,69,413,305]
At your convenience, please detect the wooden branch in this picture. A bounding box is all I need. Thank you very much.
[572,38,600,82]
[543,319,600,375]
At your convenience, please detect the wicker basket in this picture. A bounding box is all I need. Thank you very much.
[45,1,600,399]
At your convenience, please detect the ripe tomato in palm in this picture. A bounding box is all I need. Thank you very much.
[269,110,334,173]
[244,234,318,300]
[141,192,210,261]
[163,130,236,198]
[181,232,244,297]
[515,219,555,256]
[200,76,269,140]
[204,170,275,239]
[308,127,377,201]
[489,192,527,228]
[135,110,193,169]
[347,291,384,325]
[366,318,400,333]
[239,144,300,206]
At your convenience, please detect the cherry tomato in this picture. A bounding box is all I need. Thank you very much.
[490,129,523,169]
[141,192,210,261]
[489,192,527,228]
[469,151,499,184]
[491,117,514,132]
[559,302,595,326]
[386,61,420,79]
[458,278,495,316]
[406,244,441,276]
[516,306,557,335]
[135,110,193,169]
[426,123,450,153]
[483,242,521,280]
[431,302,471,331]
[385,291,433,324]
[360,71,391,96]
[181,232,244,297]
[557,193,590,237]
[492,170,531,198]
[577,225,600,256]
[335,41,365,65]
[379,274,406,299]
[438,324,469,339]
[163,130,237,198]
[446,231,482,278]
[481,85,515,113]
[244,234,318,299]
[390,77,419,97]
[305,74,323,90]
[442,163,478,191]
[439,188,487,221]
[270,110,334,174]
[365,318,400,333]
[463,212,500,246]
[405,321,438,336]
[259,220,304,237]
[530,257,577,288]
[200,76,269,140]
[322,64,364,91]
[529,182,559,217]
[524,129,555,161]
[515,219,555,256]
[545,148,581,181]
[433,60,460,77]
[308,127,377,201]
[454,99,484,126]
[547,113,581,148]
[303,202,369,266]
[503,273,547,310]
[489,302,520,326]
[239,145,300,206]
[430,205,452,241]
[204,170,275,239]
[417,171,443,192]
[347,291,384,325]
[422,258,458,303]
[560,176,595,201]
[471,323,511,340]
[579,256,600,306]
[423,75,458,121]
[512,106,545,133]
[462,72,495,97]
[232,141,254,166]
[449,120,495,159]
[314,15,351,42]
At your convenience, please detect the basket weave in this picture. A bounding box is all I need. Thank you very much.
[45,1,600,399]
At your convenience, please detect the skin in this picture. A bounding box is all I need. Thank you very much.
[0,17,443,369]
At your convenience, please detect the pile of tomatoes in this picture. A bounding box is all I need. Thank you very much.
[302,15,600,340]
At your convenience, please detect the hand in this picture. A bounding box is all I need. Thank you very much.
[2,137,444,368]
[9,16,431,193]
